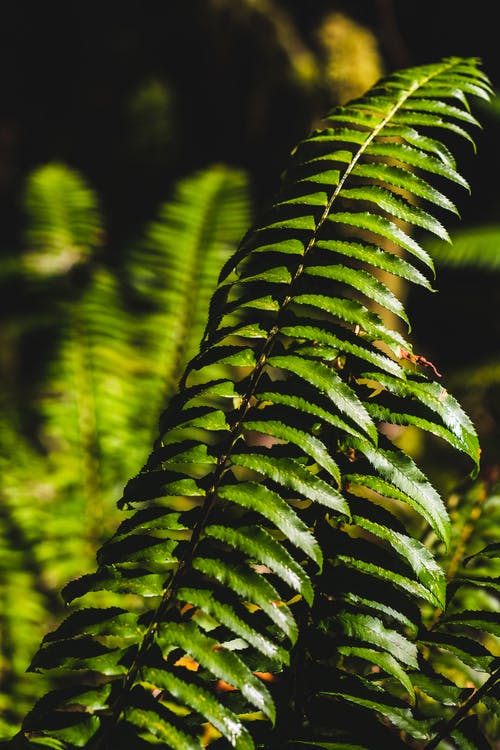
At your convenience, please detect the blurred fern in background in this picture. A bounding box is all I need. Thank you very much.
[0,162,251,735]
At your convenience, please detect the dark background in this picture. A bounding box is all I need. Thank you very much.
[1,0,498,372]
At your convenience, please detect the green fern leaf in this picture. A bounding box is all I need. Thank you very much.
[122,703,202,750]
[22,162,102,275]
[13,57,492,749]
[336,646,415,700]
[138,668,255,750]
[305,264,410,324]
[359,372,481,466]
[336,612,418,668]
[440,610,500,637]
[268,354,377,441]
[217,482,322,565]
[319,674,432,741]
[419,631,495,672]
[175,586,287,662]
[346,438,451,545]
[192,556,298,643]
[204,523,314,605]
[317,238,434,289]
[158,622,275,721]
[348,502,446,607]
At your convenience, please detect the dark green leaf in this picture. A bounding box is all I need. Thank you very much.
[204,524,314,604]
[192,556,298,643]
[176,586,287,663]
[336,611,418,668]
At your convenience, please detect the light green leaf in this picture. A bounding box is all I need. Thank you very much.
[365,142,470,187]
[280,323,404,378]
[97,534,178,570]
[62,567,166,602]
[317,239,433,288]
[390,111,477,145]
[192,556,298,643]
[231,452,349,517]
[236,265,293,285]
[336,553,441,607]
[268,354,377,442]
[350,512,445,608]
[339,186,450,241]
[143,667,255,750]
[362,372,480,468]
[193,344,257,369]
[351,161,458,213]
[348,439,451,547]
[158,622,275,721]
[402,97,479,124]
[328,211,434,270]
[29,639,129,676]
[249,239,305,256]
[218,481,322,566]
[168,406,230,433]
[243,418,340,483]
[304,264,409,325]
[336,612,418,668]
[465,542,500,565]
[256,386,366,440]
[364,401,475,464]
[42,607,144,644]
[291,296,409,354]
[409,670,462,706]
[441,610,500,636]
[125,706,201,750]
[262,215,317,231]
[277,191,329,208]
[419,632,495,671]
[338,589,419,635]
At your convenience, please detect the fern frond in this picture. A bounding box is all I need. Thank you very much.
[0,417,56,735]
[126,165,251,440]
[22,162,103,275]
[14,57,494,749]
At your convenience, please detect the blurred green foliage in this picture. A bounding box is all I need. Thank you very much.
[0,162,251,734]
